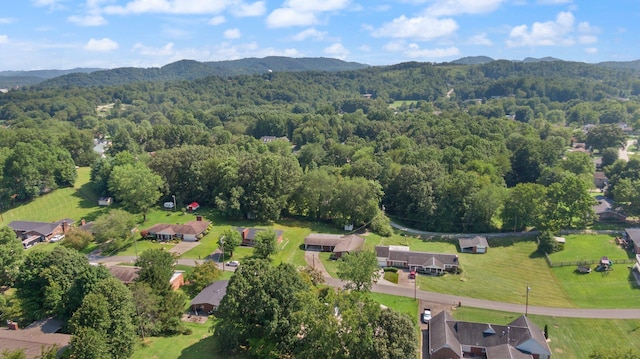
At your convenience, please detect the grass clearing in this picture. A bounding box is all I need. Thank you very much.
[454,306,640,359]
[1,167,107,225]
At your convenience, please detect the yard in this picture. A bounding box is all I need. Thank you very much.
[454,306,640,359]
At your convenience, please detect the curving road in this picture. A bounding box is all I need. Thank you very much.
[90,244,640,319]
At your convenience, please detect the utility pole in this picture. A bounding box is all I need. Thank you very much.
[220,235,225,271]
[525,282,531,316]
[172,194,176,211]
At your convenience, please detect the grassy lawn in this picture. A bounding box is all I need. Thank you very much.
[368,292,418,322]
[549,234,632,263]
[1,167,107,225]
[454,306,640,358]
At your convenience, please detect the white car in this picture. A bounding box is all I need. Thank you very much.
[422,308,432,323]
[50,234,65,243]
[226,260,240,267]
[163,202,175,209]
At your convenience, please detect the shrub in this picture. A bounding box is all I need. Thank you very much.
[383,267,398,273]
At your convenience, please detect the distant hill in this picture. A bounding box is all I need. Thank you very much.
[0,68,101,88]
[597,59,640,71]
[521,57,563,63]
[39,57,369,88]
[450,56,495,65]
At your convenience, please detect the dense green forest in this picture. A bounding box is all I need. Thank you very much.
[2,59,640,233]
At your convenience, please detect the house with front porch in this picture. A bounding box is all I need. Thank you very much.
[375,246,459,275]
[8,219,73,248]
[144,218,211,242]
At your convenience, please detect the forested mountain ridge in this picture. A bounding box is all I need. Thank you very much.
[37,57,369,88]
[0,68,101,88]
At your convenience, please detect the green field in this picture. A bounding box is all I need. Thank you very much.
[454,307,640,359]
[0,167,107,225]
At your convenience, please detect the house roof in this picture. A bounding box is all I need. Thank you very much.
[191,280,230,307]
[458,236,489,249]
[236,227,284,240]
[0,318,70,359]
[428,311,551,358]
[108,265,141,284]
[378,246,458,268]
[187,202,200,209]
[8,219,74,237]
[146,220,211,236]
[626,228,640,247]
[304,233,365,253]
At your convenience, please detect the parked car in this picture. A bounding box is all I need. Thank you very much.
[163,202,175,209]
[421,308,432,323]
[50,234,65,243]
[409,270,416,279]
[226,260,240,267]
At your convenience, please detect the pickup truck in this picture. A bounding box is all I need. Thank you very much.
[421,308,432,323]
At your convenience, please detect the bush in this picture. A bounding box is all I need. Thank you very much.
[370,213,393,237]
[383,272,398,283]
[383,267,398,273]
[182,328,193,335]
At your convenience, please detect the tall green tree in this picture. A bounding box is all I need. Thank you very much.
[253,229,278,259]
[336,250,380,292]
[219,228,242,258]
[135,249,175,293]
[108,163,164,221]
[501,183,547,231]
[0,226,24,287]
[586,124,626,152]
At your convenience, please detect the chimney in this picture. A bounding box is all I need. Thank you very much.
[196,215,202,222]
[81,219,86,226]
[62,221,69,234]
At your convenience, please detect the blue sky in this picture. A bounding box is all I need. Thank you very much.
[0,0,638,71]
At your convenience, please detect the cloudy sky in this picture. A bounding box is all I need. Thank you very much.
[0,0,638,70]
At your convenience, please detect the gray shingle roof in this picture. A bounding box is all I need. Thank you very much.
[458,236,489,249]
[191,280,230,307]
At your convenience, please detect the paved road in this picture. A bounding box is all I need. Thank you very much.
[90,248,640,319]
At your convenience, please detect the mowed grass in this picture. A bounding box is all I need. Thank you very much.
[454,306,640,358]
[0,167,107,225]
[549,234,631,263]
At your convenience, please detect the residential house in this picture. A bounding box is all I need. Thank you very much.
[593,172,607,189]
[190,280,229,315]
[593,196,627,223]
[236,227,284,246]
[428,311,551,359]
[303,233,365,259]
[108,265,140,284]
[458,236,489,254]
[109,265,185,290]
[145,218,211,242]
[625,228,640,254]
[0,318,71,359]
[375,245,459,275]
[8,219,73,248]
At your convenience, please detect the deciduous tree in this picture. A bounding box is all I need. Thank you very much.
[336,250,380,292]
[0,226,24,286]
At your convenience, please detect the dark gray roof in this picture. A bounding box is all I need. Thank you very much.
[8,219,74,237]
[108,265,140,284]
[625,228,640,247]
[305,233,364,253]
[378,246,458,268]
[458,236,489,249]
[191,280,230,307]
[428,311,551,358]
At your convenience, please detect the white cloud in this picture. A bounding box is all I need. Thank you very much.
[266,8,317,28]
[358,44,371,52]
[231,1,266,17]
[468,33,492,46]
[266,0,350,28]
[324,42,349,59]
[0,18,16,24]
[103,0,229,15]
[0,35,8,44]
[132,42,175,56]
[68,14,107,26]
[208,16,226,25]
[84,38,119,51]
[31,0,65,8]
[578,35,597,44]
[383,41,406,52]
[372,15,458,41]
[506,11,578,47]
[584,47,598,54]
[426,0,505,17]
[224,28,242,39]
[292,28,327,41]
[405,46,460,58]
[537,0,572,4]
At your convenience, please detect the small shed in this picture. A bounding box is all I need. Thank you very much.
[98,197,113,206]
[458,236,489,254]
[187,202,200,211]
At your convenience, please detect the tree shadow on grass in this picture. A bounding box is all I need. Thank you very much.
[72,181,100,209]
[177,335,250,359]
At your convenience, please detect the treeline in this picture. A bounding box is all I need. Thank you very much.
[1,60,640,232]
